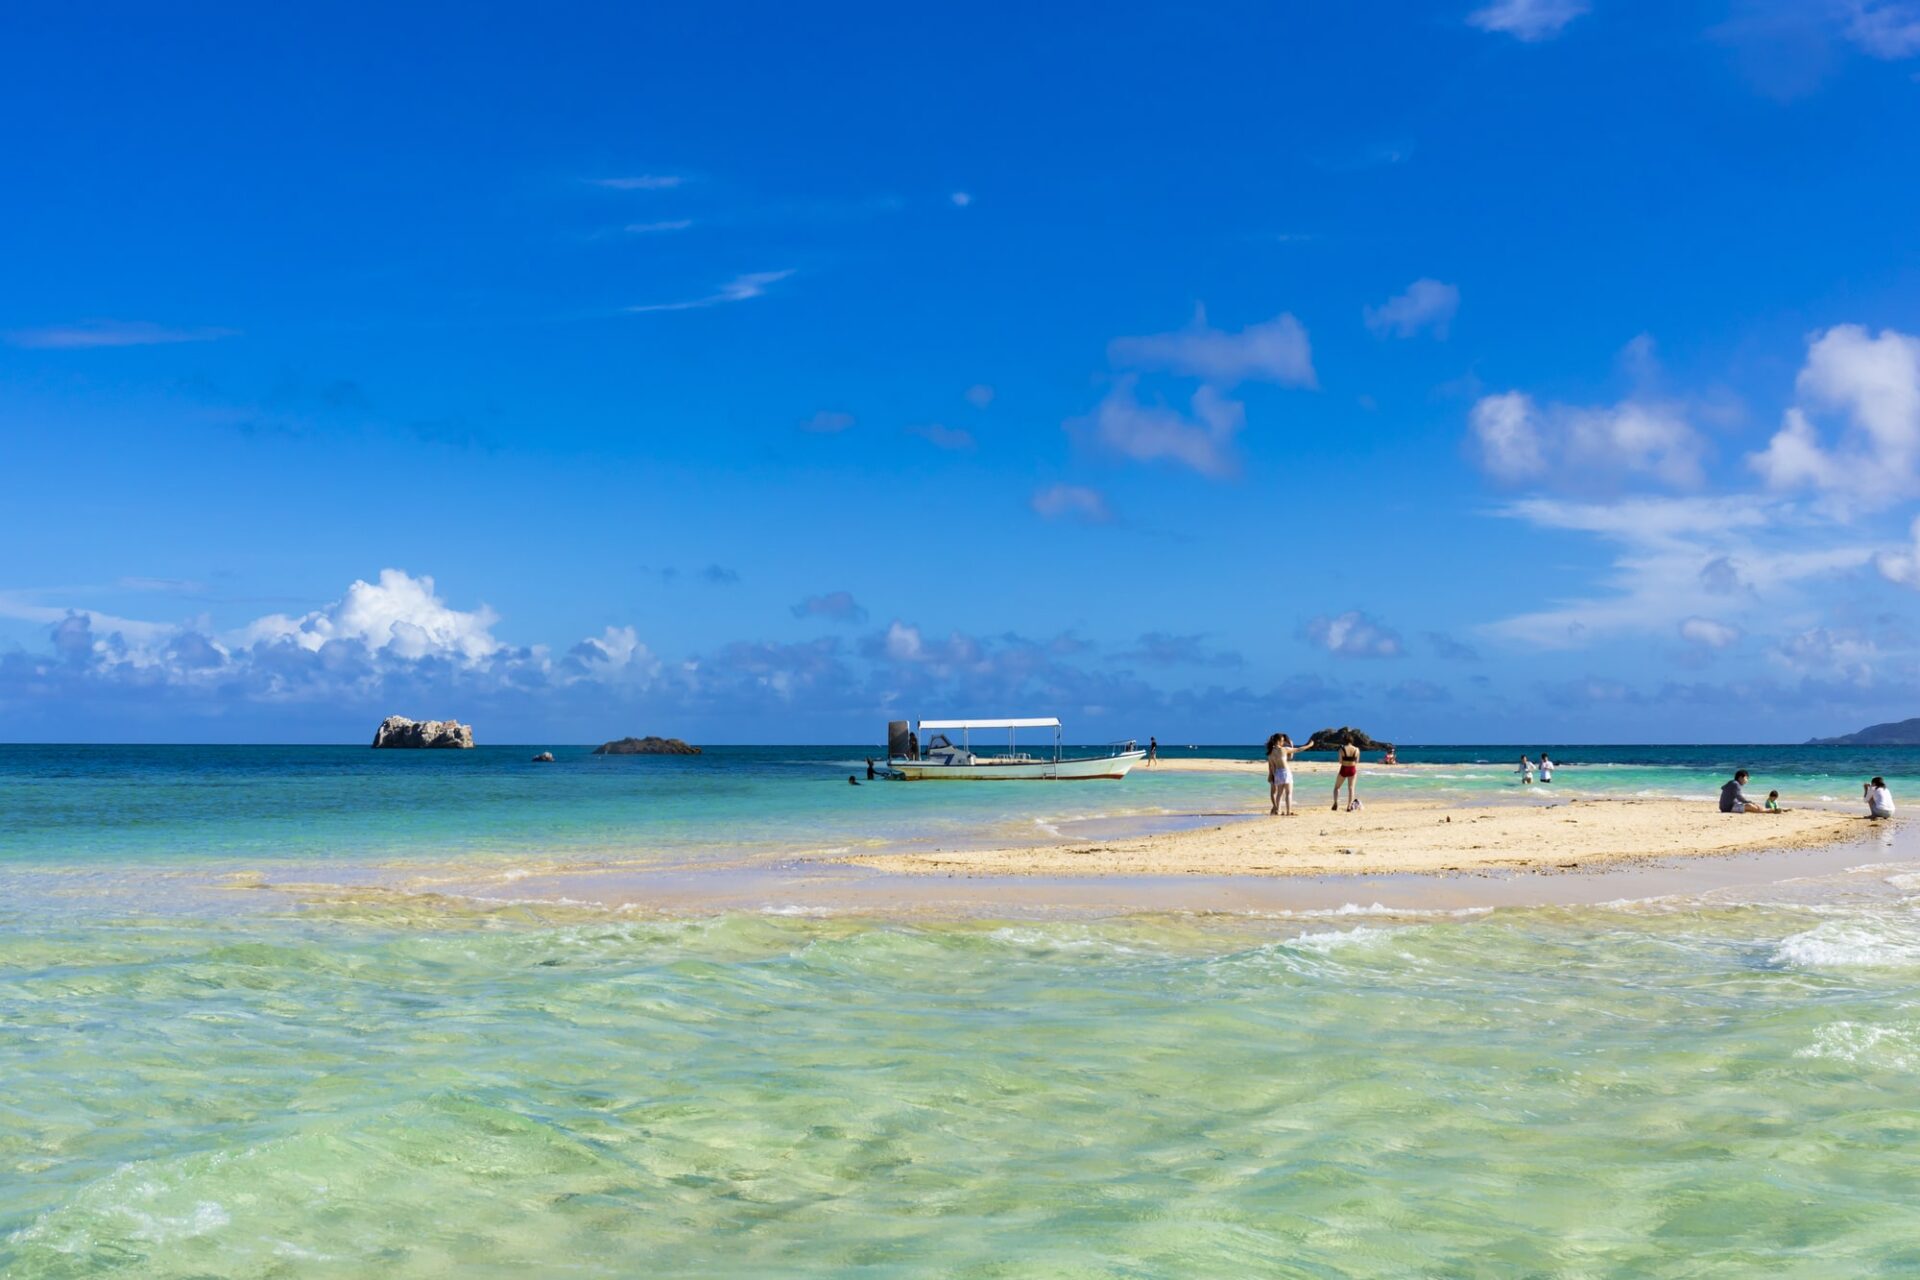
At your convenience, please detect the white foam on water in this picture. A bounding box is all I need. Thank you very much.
[1270,902,1491,920]
[1773,917,1920,969]
[1796,1021,1920,1071]
[1288,924,1399,953]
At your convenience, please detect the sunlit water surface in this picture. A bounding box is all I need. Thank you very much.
[4,745,1920,1274]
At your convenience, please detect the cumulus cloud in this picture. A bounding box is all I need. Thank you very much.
[7,320,237,349]
[1109,307,1317,388]
[950,191,973,207]
[1771,626,1879,685]
[1874,516,1920,587]
[1364,279,1460,339]
[236,569,504,666]
[1750,325,1920,511]
[791,591,868,623]
[628,270,793,313]
[1030,484,1113,523]
[1074,378,1246,478]
[1306,611,1403,658]
[1469,390,1705,488]
[1467,0,1589,40]
[1679,617,1742,648]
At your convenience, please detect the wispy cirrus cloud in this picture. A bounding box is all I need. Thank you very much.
[625,219,693,234]
[588,174,686,191]
[1467,0,1589,41]
[801,410,855,434]
[791,591,868,623]
[6,320,238,350]
[908,424,975,451]
[627,270,794,313]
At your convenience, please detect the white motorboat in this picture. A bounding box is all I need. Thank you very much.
[881,717,1145,780]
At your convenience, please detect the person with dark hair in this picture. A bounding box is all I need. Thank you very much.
[1333,740,1361,812]
[1866,777,1896,819]
[1265,733,1313,816]
[1146,737,1158,767]
[1720,769,1762,814]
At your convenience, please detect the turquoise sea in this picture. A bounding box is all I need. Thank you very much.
[5,744,1920,1275]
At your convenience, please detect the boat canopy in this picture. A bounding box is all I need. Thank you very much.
[917,717,1060,730]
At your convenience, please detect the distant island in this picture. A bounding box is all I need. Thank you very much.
[1303,726,1393,751]
[371,715,475,749]
[1807,718,1920,746]
[592,736,702,756]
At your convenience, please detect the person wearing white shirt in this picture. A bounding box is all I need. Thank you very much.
[1865,777,1896,820]
[1539,753,1554,783]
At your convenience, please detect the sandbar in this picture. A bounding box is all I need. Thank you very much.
[844,795,1874,878]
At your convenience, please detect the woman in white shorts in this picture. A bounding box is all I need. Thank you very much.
[1266,732,1313,816]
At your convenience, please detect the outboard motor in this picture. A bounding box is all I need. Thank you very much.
[887,720,911,759]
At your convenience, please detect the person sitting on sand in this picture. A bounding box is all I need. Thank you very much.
[1519,755,1535,785]
[1866,777,1896,819]
[1266,732,1314,816]
[1540,753,1554,783]
[1719,769,1762,814]
[1333,741,1361,812]
[1765,789,1782,813]
[1382,745,1398,765]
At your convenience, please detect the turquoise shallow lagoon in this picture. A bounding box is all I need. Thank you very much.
[5,745,1920,1275]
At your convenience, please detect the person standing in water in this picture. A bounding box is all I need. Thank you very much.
[1519,755,1535,785]
[1333,740,1361,811]
[1266,732,1314,816]
[1539,753,1554,784]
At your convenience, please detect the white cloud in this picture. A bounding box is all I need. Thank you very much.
[965,384,994,408]
[569,625,661,685]
[1750,325,1920,511]
[1109,307,1317,388]
[1467,0,1590,41]
[1030,483,1113,523]
[1469,390,1705,488]
[950,191,973,207]
[1679,617,1742,648]
[1486,495,1878,647]
[6,320,237,350]
[1874,515,1920,586]
[883,621,924,662]
[236,569,503,665]
[628,270,794,313]
[1844,1,1920,57]
[590,175,685,190]
[1075,378,1246,478]
[1771,626,1879,685]
[1364,278,1460,338]
[1306,611,1403,658]
[626,219,693,234]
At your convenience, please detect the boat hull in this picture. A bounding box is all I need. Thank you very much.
[886,751,1146,780]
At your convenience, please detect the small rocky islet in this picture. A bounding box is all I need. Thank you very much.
[371,716,475,749]
[592,736,702,756]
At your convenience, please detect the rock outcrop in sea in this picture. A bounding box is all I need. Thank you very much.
[371,716,476,749]
[531,751,555,763]
[1303,726,1392,751]
[592,736,702,756]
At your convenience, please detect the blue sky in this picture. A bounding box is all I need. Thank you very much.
[4,0,1920,743]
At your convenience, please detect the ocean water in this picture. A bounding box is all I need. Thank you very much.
[5,745,1920,1275]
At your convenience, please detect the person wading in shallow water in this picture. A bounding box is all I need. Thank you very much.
[1333,741,1361,811]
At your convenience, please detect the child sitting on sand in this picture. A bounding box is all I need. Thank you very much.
[1765,790,1782,813]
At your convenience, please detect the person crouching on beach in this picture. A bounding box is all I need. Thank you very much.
[1720,769,1762,814]
[1866,777,1896,820]
[1333,741,1361,812]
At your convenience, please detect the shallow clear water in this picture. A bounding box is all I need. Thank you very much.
[5,745,1920,1274]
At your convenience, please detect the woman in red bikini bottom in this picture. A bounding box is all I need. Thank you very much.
[1333,742,1361,811]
